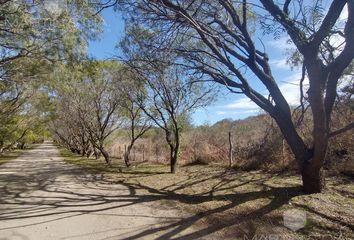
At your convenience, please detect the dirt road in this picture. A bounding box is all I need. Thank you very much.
[0,142,197,240]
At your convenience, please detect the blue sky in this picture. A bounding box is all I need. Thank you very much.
[88,9,124,59]
[88,8,305,126]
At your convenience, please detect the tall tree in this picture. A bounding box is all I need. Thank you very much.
[52,61,124,165]
[121,30,214,172]
[117,0,354,193]
[52,91,93,156]
[0,85,53,152]
[119,72,151,167]
[0,1,103,151]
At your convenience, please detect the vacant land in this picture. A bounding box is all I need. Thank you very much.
[61,148,354,239]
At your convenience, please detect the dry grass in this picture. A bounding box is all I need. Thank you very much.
[0,145,36,166]
[60,148,354,239]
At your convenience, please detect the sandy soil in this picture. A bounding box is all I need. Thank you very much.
[0,142,198,240]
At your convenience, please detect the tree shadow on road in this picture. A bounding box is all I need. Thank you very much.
[0,155,306,240]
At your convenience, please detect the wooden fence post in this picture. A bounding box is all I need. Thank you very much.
[229,131,233,168]
[133,146,136,161]
[282,138,286,169]
[142,144,145,162]
[155,144,159,162]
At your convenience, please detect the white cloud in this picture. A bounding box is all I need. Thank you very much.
[224,97,259,110]
[222,71,309,110]
[269,58,289,70]
[216,111,227,115]
[266,36,295,51]
[238,109,260,114]
[279,82,301,106]
[279,72,309,106]
[216,70,310,116]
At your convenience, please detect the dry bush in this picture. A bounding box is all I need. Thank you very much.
[231,116,295,172]
[181,125,227,165]
[326,131,354,177]
[106,103,353,175]
[290,101,354,176]
[106,128,170,164]
[325,102,354,176]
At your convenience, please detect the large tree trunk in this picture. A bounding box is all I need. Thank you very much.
[124,145,132,167]
[228,131,233,168]
[94,148,101,159]
[81,149,86,157]
[0,141,4,153]
[170,146,178,173]
[19,142,26,150]
[299,146,327,194]
[81,142,90,157]
[301,162,325,194]
[273,112,327,194]
[99,147,111,166]
[170,134,180,173]
[124,140,136,167]
[301,56,329,194]
[86,149,93,158]
[70,148,80,154]
[166,128,180,174]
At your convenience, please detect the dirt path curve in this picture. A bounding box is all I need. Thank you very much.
[0,142,197,240]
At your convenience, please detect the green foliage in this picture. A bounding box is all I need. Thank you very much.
[0,0,102,65]
[0,1,104,152]
[49,60,128,163]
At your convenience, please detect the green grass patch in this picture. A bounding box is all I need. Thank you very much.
[59,147,169,175]
[59,147,119,173]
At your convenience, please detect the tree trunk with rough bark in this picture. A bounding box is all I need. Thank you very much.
[93,148,100,160]
[166,129,179,174]
[228,131,233,168]
[301,162,325,194]
[19,142,26,150]
[124,144,132,167]
[273,112,326,194]
[99,147,111,166]
[170,146,178,173]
